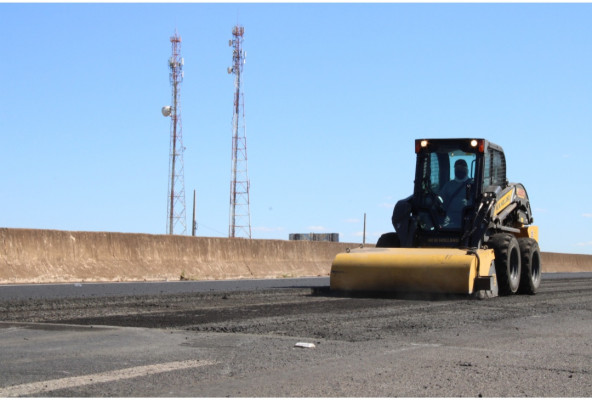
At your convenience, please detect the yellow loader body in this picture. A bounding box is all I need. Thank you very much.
[330,247,496,294]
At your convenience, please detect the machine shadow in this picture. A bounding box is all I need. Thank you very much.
[309,286,473,302]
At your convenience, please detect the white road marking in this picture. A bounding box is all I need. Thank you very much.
[385,345,432,355]
[395,342,523,356]
[0,359,217,397]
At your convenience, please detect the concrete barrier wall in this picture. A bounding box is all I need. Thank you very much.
[1,228,591,284]
[0,228,359,284]
[542,252,592,273]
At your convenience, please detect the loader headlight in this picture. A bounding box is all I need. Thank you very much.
[470,139,485,153]
[415,139,429,153]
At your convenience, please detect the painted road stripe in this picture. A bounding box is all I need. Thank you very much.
[0,359,217,397]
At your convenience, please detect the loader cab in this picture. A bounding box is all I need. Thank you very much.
[412,139,493,246]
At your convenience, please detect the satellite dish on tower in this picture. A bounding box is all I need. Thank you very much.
[161,106,172,117]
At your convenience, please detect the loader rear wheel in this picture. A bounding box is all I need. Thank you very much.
[488,233,521,296]
[376,232,400,248]
[518,238,542,295]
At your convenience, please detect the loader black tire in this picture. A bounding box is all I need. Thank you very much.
[376,232,400,248]
[488,233,521,296]
[517,238,542,295]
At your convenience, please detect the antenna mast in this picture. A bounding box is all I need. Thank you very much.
[163,30,187,235]
[227,25,252,239]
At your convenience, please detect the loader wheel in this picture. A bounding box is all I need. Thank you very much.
[376,232,400,248]
[488,233,521,296]
[517,238,542,295]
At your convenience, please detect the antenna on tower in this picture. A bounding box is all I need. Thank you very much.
[163,30,187,235]
[228,24,252,239]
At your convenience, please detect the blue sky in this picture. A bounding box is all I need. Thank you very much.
[1,3,592,254]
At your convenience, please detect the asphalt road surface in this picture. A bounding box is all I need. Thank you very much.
[1,275,591,397]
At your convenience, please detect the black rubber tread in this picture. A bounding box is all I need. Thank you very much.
[376,232,400,248]
[487,233,522,296]
[517,238,542,295]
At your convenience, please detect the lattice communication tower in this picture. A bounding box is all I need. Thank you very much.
[163,31,187,235]
[227,25,252,239]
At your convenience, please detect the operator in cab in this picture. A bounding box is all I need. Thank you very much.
[441,159,472,229]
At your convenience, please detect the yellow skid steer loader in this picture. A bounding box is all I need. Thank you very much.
[330,139,541,297]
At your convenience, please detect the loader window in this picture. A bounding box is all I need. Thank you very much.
[417,147,477,230]
[448,155,475,181]
[419,151,476,195]
[418,152,450,197]
[484,149,506,187]
[427,153,441,192]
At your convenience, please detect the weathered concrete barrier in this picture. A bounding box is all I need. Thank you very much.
[542,252,592,273]
[0,228,359,284]
[0,228,591,284]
